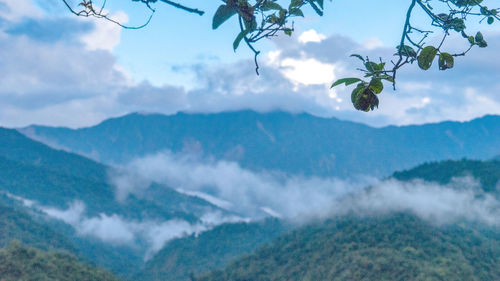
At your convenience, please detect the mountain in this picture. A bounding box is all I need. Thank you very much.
[0,127,230,220]
[393,159,500,192]
[139,219,290,281]
[0,127,237,277]
[196,214,500,281]
[0,242,120,281]
[0,152,215,222]
[0,127,107,182]
[21,111,500,178]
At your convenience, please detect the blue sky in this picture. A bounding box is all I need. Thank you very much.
[0,0,499,128]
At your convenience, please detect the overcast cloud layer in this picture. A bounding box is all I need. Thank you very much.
[0,0,499,128]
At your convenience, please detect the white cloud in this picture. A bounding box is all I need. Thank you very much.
[143,219,207,259]
[398,81,433,92]
[4,192,36,207]
[4,188,247,259]
[0,1,499,129]
[39,200,245,259]
[114,151,375,220]
[175,188,234,210]
[298,29,326,44]
[334,177,500,226]
[114,150,500,227]
[80,11,127,51]
[280,57,336,86]
[0,0,42,21]
[362,37,383,50]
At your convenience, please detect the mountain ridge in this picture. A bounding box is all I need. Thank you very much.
[20,111,500,178]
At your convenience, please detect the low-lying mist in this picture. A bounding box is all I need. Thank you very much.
[110,151,500,226]
[8,150,499,261]
[42,201,249,259]
[110,151,376,220]
[5,194,242,260]
[334,177,500,226]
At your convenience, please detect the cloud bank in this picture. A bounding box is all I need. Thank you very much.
[334,177,500,226]
[3,190,245,259]
[40,201,243,259]
[0,0,499,128]
[112,151,500,227]
[112,151,375,219]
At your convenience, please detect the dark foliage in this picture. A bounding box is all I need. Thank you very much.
[0,242,121,281]
[139,219,290,281]
[198,214,500,281]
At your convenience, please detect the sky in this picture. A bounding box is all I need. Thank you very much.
[0,0,499,128]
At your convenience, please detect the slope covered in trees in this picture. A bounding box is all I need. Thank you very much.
[139,219,290,281]
[0,127,222,221]
[0,128,107,182]
[0,127,232,277]
[0,242,120,281]
[393,159,500,192]
[0,200,75,253]
[197,214,500,281]
[194,158,500,280]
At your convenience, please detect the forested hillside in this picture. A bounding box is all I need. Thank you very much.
[3,118,500,281]
[195,158,500,281]
[0,201,75,253]
[140,219,290,281]
[0,242,120,281]
[197,214,500,281]
[0,127,236,277]
[393,159,500,192]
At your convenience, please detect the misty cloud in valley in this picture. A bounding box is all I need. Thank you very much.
[5,151,500,260]
[111,151,500,225]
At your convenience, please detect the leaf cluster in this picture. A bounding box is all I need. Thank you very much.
[331,0,498,111]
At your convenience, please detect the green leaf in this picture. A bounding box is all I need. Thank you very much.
[369,78,384,94]
[450,18,465,32]
[475,32,488,47]
[381,75,394,83]
[289,0,303,9]
[233,29,250,51]
[244,18,257,31]
[307,0,323,16]
[212,5,237,30]
[468,36,475,45]
[350,54,365,62]
[475,31,484,42]
[488,16,494,24]
[284,28,292,36]
[438,52,454,70]
[365,62,384,73]
[351,83,379,112]
[417,46,438,70]
[365,62,378,73]
[289,8,304,17]
[480,6,489,15]
[315,0,324,9]
[396,45,417,58]
[331,78,363,88]
[477,40,488,48]
[261,1,282,11]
